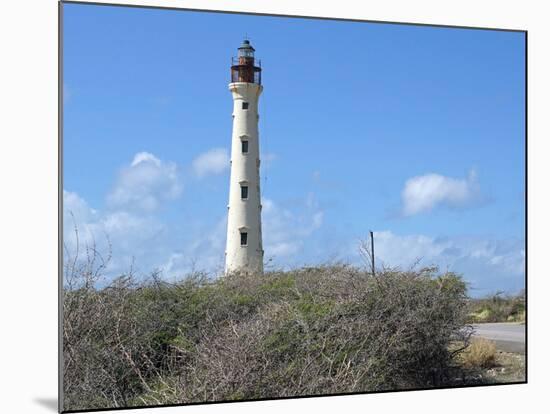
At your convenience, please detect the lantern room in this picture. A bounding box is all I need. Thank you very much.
[230,39,262,84]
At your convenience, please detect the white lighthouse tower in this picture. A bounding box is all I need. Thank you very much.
[225,39,264,275]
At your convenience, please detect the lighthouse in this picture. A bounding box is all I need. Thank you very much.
[225,39,264,274]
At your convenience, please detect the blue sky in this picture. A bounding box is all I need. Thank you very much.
[63,3,525,296]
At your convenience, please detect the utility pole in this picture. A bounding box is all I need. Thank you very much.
[370,230,375,277]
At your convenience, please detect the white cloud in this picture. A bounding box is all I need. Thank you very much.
[312,211,324,229]
[262,196,324,261]
[64,151,326,278]
[63,189,166,275]
[469,240,526,275]
[269,241,302,257]
[401,170,481,216]
[372,231,455,268]
[64,149,521,295]
[131,152,161,167]
[64,184,524,295]
[160,216,227,276]
[261,152,277,169]
[102,211,162,243]
[63,190,97,223]
[63,190,100,254]
[192,148,229,178]
[63,150,229,279]
[64,189,223,279]
[107,152,182,212]
[363,231,525,293]
[64,151,183,277]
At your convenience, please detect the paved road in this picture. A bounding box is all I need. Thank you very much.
[472,323,525,353]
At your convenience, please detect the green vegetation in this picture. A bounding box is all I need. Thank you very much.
[63,255,481,411]
[468,291,525,323]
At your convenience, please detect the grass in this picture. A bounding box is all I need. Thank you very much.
[460,338,497,369]
[468,291,525,323]
[450,339,525,386]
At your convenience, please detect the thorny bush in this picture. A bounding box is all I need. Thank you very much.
[63,245,473,410]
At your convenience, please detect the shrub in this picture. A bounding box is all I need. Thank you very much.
[63,255,473,410]
[460,338,497,369]
[468,291,525,323]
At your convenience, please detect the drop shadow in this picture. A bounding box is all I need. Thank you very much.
[34,397,58,412]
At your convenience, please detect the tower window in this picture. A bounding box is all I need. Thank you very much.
[241,185,249,200]
[241,140,249,153]
[240,232,248,246]
[242,102,249,110]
